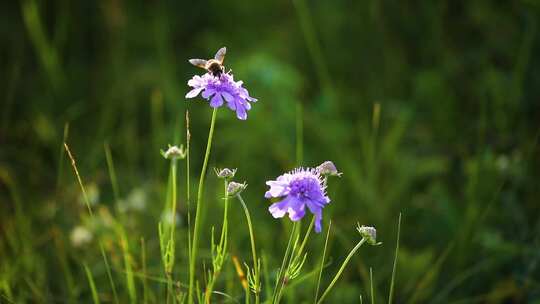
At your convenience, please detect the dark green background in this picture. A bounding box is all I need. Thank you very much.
[1,0,540,303]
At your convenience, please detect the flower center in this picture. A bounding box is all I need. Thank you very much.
[289,177,319,199]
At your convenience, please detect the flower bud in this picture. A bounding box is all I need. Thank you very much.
[161,145,186,160]
[215,168,237,179]
[227,181,247,197]
[316,161,342,177]
[357,225,377,245]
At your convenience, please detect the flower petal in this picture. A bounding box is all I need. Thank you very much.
[221,91,234,102]
[202,88,216,99]
[236,105,247,120]
[288,203,305,221]
[185,88,203,99]
[269,200,289,218]
[306,202,323,233]
[210,93,224,108]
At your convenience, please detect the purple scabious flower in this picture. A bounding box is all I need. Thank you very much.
[186,72,257,120]
[265,168,330,233]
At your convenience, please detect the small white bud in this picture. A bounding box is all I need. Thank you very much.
[227,181,247,197]
[161,145,186,160]
[357,225,377,245]
[215,168,237,179]
[316,161,342,177]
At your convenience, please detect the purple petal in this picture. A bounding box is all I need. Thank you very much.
[288,203,305,221]
[202,89,216,99]
[185,88,203,99]
[306,202,323,233]
[269,200,289,218]
[236,106,247,120]
[221,91,234,102]
[210,93,224,107]
[264,181,289,198]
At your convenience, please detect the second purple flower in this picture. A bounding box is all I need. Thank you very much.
[265,167,331,233]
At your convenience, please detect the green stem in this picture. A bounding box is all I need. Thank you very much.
[186,111,192,285]
[237,194,260,304]
[316,238,367,304]
[314,221,332,303]
[188,108,218,304]
[272,222,298,304]
[295,216,314,260]
[204,180,229,304]
[220,180,229,250]
[167,159,178,304]
[170,159,178,269]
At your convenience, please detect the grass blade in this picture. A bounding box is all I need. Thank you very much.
[84,263,100,304]
[100,243,119,304]
[388,213,401,304]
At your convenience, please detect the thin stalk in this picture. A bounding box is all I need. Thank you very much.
[118,227,137,304]
[317,238,367,304]
[103,144,136,304]
[295,216,315,260]
[65,143,125,302]
[84,263,100,304]
[56,123,69,191]
[186,110,192,283]
[388,213,401,304]
[370,268,375,304]
[170,159,178,269]
[237,194,260,304]
[189,108,218,304]
[64,143,93,216]
[271,222,298,304]
[166,159,178,304]
[204,179,229,304]
[219,180,229,253]
[280,216,314,302]
[100,243,119,304]
[314,221,332,303]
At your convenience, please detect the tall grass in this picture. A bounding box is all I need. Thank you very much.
[2,1,539,303]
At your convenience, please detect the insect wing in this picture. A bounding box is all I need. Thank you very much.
[214,47,226,64]
[189,59,207,68]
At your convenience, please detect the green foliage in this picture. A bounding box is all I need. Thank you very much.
[1,0,540,303]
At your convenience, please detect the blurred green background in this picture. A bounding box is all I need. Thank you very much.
[1,0,540,303]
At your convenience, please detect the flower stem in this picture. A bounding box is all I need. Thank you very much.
[167,159,178,303]
[204,180,229,304]
[186,110,192,284]
[314,221,332,303]
[237,194,260,304]
[272,222,298,304]
[220,180,229,253]
[295,216,315,259]
[170,159,178,269]
[316,238,367,304]
[188,108,218,304]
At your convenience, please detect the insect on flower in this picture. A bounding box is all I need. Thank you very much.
[189,47,227,77]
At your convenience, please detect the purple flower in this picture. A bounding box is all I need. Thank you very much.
[265,168,331,233]
[186,72,257,120]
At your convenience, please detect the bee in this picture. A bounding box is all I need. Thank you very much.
[189,47,227,77]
